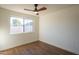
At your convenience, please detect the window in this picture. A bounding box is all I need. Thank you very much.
[10,17,33,34]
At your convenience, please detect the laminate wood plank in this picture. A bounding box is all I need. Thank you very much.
[0,41,76,55]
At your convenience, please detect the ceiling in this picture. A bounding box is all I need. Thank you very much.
[0,4,73,16]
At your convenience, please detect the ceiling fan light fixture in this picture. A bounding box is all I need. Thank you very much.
[34,11,39,15]
[34,11,38,14]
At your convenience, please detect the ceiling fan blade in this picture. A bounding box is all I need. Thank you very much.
[24,9,34,11]
[38,7,47,11]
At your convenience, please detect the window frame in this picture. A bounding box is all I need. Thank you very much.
[10,16,33,34]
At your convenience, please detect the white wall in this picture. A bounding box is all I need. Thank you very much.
[39,5,79,54]
[0,7,39,51]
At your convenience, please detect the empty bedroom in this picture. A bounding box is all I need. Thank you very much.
[0,4,79,55]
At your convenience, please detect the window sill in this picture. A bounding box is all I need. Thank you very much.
[9,32,34,35]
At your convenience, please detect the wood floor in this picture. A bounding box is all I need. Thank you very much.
[0,41,75,55]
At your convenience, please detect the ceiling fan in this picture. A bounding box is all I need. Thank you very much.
[24,4,47,15]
